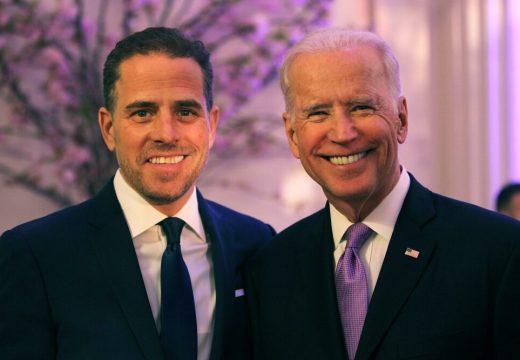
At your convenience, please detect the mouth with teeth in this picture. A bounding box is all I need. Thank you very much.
[327,151,367,165]
[148,156,185,164]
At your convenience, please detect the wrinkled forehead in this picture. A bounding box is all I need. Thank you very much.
[289,46,385,79]
[291,50,389,97]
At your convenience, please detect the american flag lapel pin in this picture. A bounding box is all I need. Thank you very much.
[404,247,420,259]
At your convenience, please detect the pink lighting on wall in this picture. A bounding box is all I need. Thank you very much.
[507,0,520,181]
[486,0,503,199]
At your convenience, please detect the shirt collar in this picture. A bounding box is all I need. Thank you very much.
[113,169,205,241]
[330,167,411,249]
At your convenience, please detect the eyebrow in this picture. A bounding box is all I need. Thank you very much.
[123,99,204,113]
[174,99,204,110]
[124,101,158,113]
[302,103,331,114]
[346,94,383,107]
[346,98,376,107]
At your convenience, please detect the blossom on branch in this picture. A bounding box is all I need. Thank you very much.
[0,0,332,205]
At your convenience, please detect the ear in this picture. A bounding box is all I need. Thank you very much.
[98,107,116,151]
[207,105,219,149]
[396,96,408,144]
[283,112,301,159]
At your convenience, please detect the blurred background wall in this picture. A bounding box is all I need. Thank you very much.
[1,0,519,232]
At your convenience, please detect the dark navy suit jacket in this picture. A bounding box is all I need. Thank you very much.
[246,174,520,360]
[0,181,275,359]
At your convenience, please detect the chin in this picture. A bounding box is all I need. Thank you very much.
[144,191,183,206]
[329,183,376,201]
[146,181,193,204]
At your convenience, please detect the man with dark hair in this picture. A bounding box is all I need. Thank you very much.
[496,182,520,220]
[246,27,520,360]
[0,27,274,360]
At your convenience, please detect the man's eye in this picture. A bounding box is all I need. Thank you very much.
[133,110,150,117]
[308,111,328,117]
[352,105,373,112]
[178,109,195,117]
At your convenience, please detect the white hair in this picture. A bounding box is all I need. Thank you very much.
[280,27,401,112]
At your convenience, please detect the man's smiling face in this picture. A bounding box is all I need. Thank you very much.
[99,53,218,214]
[283,45,408,220]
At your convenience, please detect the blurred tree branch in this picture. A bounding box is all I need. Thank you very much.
[0,0,332,205]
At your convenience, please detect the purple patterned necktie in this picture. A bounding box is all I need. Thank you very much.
[335,223,373,360]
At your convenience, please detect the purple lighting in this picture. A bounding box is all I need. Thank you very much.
[487,0,502,201]
[507,0,520,180]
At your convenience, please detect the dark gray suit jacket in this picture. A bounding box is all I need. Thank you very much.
[246,175,520,360]
[0,181,275,359]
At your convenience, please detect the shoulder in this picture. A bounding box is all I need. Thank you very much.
[276,208,327,240]
[432,192,520,237]
[2,198,93,239]
[405,176,520,248]
[254,207,328,260]
[0,198,96,265]
[199,199,274,235]
[0,181,117,248]
[199,196,276,250]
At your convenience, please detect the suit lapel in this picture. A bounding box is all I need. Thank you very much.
[295,206,348,359]
[197,191,233,360]
[87,182,163,360]
[356,176,437,360]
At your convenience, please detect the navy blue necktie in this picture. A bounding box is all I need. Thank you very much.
[160,218,197,360]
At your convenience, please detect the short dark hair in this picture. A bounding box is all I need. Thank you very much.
[102,27,213,113]
[496,183,520,212]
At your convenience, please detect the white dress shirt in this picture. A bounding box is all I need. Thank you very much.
[331,168,410,299]
[114,170,215,360]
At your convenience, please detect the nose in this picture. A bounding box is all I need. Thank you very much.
[328,112,358,143]
[150,112,180,144]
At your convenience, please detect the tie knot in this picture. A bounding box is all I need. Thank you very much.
[160,217,185,246]
[345,223,372,249]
